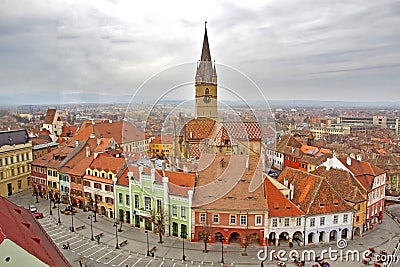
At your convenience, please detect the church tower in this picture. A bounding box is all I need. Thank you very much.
[195,22,218,119]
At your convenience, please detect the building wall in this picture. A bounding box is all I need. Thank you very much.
[0,142,32,197]
[195,84,218,119]
[192,210,267,246]
[304,212,353,245]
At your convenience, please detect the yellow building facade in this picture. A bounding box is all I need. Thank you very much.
[0,130,32,197]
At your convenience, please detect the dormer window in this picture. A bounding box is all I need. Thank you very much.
[320,202,325,207]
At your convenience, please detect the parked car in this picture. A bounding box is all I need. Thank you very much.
[29,205,37,212]
[29,205,43,219]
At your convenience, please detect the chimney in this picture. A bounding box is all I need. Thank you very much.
[289,183,294,200]
[346,157,352,166]
[176,158,180,171]
[97,138,101,146]
[151,168,155,183]
[91,120,95,125]
[127,172,133,180]
[75,140,79,147]
[261,153,266,172]
[284,177,288,187]
[183,164,189,173]
[90,132,95,139]
[85,146,90,157]
[189,132,193,139]
[326,158,331,170]
[109,120,112,123]
[162,161,166,172]
[356,155,362,162]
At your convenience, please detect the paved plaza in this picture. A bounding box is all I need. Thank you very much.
[7,190,400,267]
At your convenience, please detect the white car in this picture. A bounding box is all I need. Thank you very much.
[29,205,38,213]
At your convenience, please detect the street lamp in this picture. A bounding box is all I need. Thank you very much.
[93,199,98,222]
[216,233,224,264]
[113,221,119,249]
[49,193,53,215]
[70,212,75,232]
[181,231,187,261]
[145,230,150,256]
[57,197,61,224]
[88,215,94,241]
[35,187,39,203]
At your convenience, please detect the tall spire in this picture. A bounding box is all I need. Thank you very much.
[196,21,216,84]
[201,21,211,62]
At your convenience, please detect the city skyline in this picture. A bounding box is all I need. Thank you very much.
[1,0,400,105]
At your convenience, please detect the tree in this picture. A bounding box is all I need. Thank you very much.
[198,229,211,253]
[150,208,166,243]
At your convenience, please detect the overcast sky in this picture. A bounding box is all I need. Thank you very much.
[0,0,400,105]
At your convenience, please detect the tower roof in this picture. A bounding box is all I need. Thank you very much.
[200,23,211,62]
[196,22,216,84]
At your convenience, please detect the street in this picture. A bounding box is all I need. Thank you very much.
[7,190,400,267]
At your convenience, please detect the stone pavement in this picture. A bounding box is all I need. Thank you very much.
[7,190,400,267]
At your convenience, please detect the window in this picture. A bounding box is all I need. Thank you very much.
[126,194,130,206]
[343,214,348,223]
[172,204,178,217]
[83,180,90,187]
[17,180,21,190]
[77,178,81,184]
[333,215,338,224]
[156,199,162,213]
[200,213,206,223]
[255,215,262,226]
[356,216,360,223]
[134,194,139,209]
[118,193,123,203]
[213,214,219,224]
[94,183,101,190]
[240,215,247,226]
[357,204,360,210]
[47,170,52,176]
[181,206,186,219]
[205,88,209,95]
[310,218,315,227]
[230,215,236,225]
[144,196,151,210]
[272,218,278,227]
[284,218,290,227]
[320,217,325,226]
[105,185,111,191]
[296,217,301,226]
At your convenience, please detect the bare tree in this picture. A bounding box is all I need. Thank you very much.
[198,223,212,253]
[150,208,166,243]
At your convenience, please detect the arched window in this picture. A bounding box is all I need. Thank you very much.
[205,88,209,95]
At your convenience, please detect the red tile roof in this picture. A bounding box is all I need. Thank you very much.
[89,153,126,174]
[0,196,72,267]
[338,156,385,191]
[265,177,304,217]
[44,108,57,124]
[75,120,145,144]
[311,167,367,204]
[277,167,353,215]
[150,135,173,144]
[158,170,195,197]
[193,154,267,211]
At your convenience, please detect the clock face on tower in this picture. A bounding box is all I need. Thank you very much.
[203,95,211,104]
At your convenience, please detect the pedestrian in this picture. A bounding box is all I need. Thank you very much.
[67,242,70,249]
[96,235,100,244]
